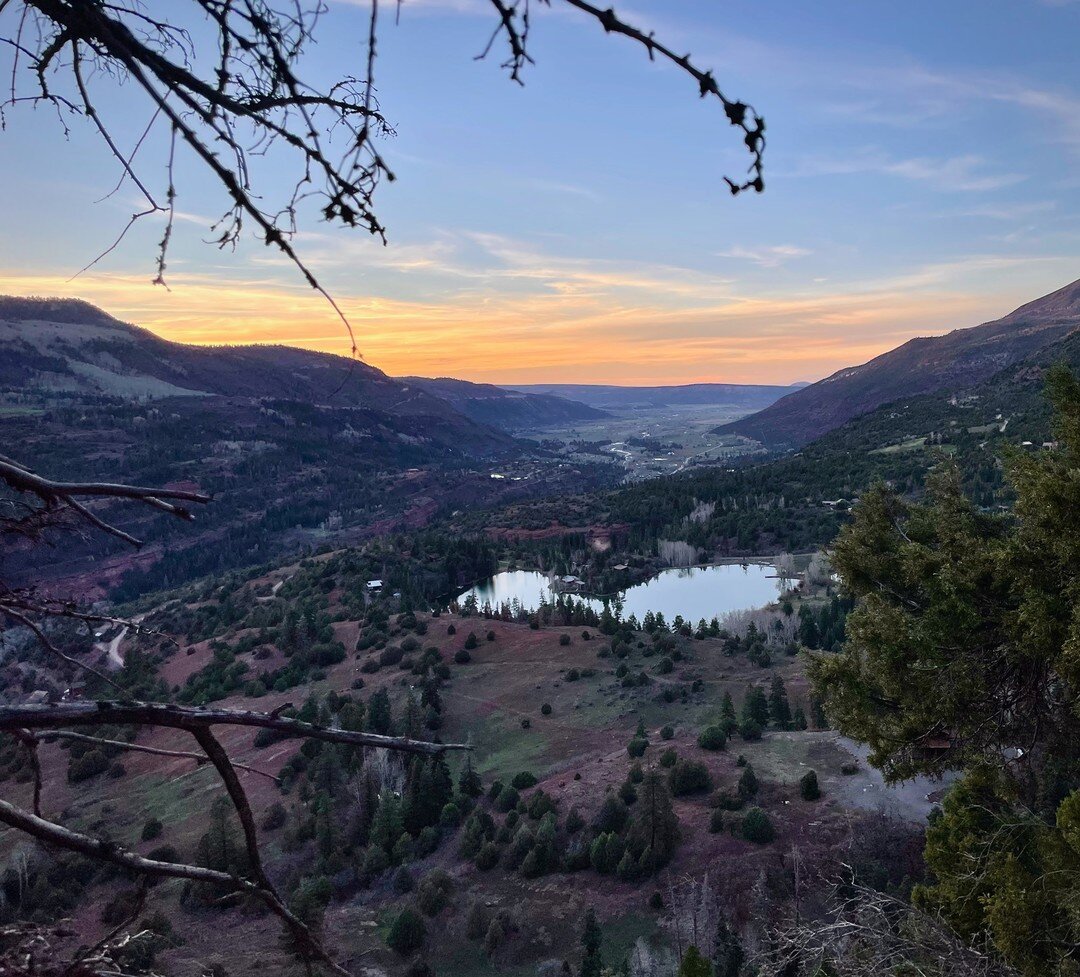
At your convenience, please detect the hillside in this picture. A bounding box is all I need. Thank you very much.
[503,381,805,412]
[717,278,1080,448]
[0,298,619,598]
[401,376,608,430]
[0,549,921,977]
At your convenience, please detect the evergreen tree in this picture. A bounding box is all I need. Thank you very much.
[580,908,603,977]
[720,691,738,735]
[630,769,679,869]
[768,675,792,729]
[679,946,713,977]
[367,688,392,734]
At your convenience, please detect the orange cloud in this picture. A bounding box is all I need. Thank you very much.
[0,262,1063,385]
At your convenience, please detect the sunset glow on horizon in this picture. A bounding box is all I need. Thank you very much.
[4,0,1080,386]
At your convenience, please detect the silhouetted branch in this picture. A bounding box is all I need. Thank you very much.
[0,700,471,756]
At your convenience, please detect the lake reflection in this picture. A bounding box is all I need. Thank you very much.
[458,563,782,622]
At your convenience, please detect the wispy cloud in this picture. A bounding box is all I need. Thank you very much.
[715,245,812,268]
[787,150,1025,192]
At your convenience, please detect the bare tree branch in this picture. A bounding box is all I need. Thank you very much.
[0,700,471,756]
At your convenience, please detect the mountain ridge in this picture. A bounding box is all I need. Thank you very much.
[716,278,1080,448]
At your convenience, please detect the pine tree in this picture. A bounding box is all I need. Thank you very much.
[720,691,738,734]
[679,945,713,977]
[631,769,679,868]
[580,908,603,977]
[768,675,792,729]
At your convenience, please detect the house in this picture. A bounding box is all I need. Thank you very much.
[25,690,51,705]
[366,579,383,592]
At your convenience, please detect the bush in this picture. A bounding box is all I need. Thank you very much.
[466,902,488,941]
[629,762,644,784]
[627,737,648,759]
[141,817,164,841]
[262,802,287,831]
[454,648,472,664]
[511,771,537,790]
[559,633,572,646]
[709,789,744,811]
[659,748,678,769]
[697,725,727,751]
[799,770,822,800]
[416,869,454,916]
[495,786,520,812]
[68,749,110,783]
[660,724,675,740]
[741,807,776,844]
[581,630,591,641]
[709,810,725,834]
[447,623,457,635]
[841,761,859,775]
[669,759,711,796]
[739,718,764,741]
[386,907,426,955]
[737,764,759,800]
[486,630,496,642]
[475,842,500,870]
[541,703,552,716]
[464,632,479,650]
[393,867,415,894]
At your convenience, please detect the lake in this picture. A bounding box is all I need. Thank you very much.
[457,563,783,622]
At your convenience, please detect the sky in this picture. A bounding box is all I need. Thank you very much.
[2,0,1080,385]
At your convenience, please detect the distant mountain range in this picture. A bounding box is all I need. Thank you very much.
[717,278,1080,448]
[501,382,807,412]
[399,376,607,429]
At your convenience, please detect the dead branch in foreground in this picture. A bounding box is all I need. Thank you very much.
[0,700,469,756]
[757,878,1016,977]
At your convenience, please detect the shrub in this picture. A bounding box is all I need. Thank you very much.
[541,703,552,716]
[739,718,763,741]
[511,771,537,790]
[655,657,674,675]
[709,810,725,833]
[495,786,520,812]
[447,623,457,635]
[386,907,426,955]
[441,802,463,827]
[659,748,678,769]
[840,761,859,775]
[416,869,454,916]
[710,789,744,811]
[697,725,727,751]
[475,842,500,870]
[648,891,664,910]
[627,737,648,759]
[141,817,164,841]
[737,764,759,800]
[582,630,591,641]
[454,648,472,664]
[68,749,110,783]
[741,807,776,844]
[379,645,404,667]
[465,902,488,940]
[669,759,712,796]
[629,762,644,784]
[464,632,479,650]
[486,630,496,642]
[262,803,287,831]
[799,770,821,800]
[566,668,581,681]
[393,867,415,895]
[559,633,572,646]
[660,724,675,740]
